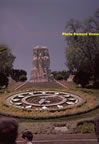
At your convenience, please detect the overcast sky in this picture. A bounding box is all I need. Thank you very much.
[0,0,99,79]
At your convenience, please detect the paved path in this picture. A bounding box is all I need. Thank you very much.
[55,80,68,88]
[17,134,97,144]
[15,81,63,90]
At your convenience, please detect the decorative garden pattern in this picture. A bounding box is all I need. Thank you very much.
[1,90,98,119]
[5,91,84,111]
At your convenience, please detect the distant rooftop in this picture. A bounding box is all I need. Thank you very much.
[33,45,48,50]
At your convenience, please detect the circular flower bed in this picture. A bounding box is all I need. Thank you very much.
[0,90,98,119]
[4,91,84,111]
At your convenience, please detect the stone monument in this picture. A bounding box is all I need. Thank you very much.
[30,45,53,83]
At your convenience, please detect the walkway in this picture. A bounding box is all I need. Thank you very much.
[17,134,97,144]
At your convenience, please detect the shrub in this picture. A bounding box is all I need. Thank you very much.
[76,122,94,133]
[19,75,27,82]
[73,71,91,88]
[0,72,8,88]
[56,74,64,80]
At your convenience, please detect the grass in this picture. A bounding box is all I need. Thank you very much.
[76,122,95,133]
[15,87,99,134]
[19,88,99,122]
[0,83,99,122]
[0,83,99,134]
[0,87,98,121]
[0,88,7,94]
[16,106,99,123]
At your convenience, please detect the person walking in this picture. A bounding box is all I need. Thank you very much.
[22,131,33,144]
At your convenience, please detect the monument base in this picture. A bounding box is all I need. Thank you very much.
[30,79,49,83]
[30,67,53,83]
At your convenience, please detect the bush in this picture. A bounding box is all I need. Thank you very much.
[0,72,8,88]
[52,70,70,80]
[55,74,64,80]
[19,75,27,82]
[73,71,91,88]
[76,122,94,133]
[11,69,27,82]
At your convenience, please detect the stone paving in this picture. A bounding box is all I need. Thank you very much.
[16,134,97,144]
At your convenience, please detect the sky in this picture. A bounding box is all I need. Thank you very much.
[0,0,99,79]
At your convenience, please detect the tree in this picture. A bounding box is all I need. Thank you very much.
[73,71,90,88]
[0,45,15,76]
[0,45,8,52]
[0,45,27,89]
[52,70,70,80]
[0,45,15,88]
[65,9,99,87]
[11,69,27,82]
[0,72,8,88]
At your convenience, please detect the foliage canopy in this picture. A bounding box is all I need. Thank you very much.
[65,9,99,88]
